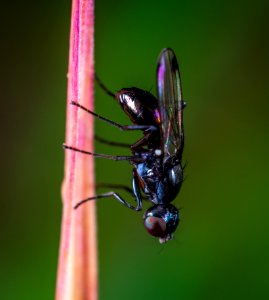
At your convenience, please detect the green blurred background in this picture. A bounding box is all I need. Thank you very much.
[1,0,269,299]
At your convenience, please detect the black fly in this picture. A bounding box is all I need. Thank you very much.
[63,48,186,243]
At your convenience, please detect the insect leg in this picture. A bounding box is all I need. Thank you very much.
[132,169,143,210]
[95,73,115,98]
[130,131,152,151]
[96,183,148,200]
[71,101,156,132]
[63,144,132,161]
[63,144,145,163]
[74,191,142,211]
[71,101,123,129]
[96,183,133,195]
[95,135,131,148]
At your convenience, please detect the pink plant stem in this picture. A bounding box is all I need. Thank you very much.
[56,0,97,299]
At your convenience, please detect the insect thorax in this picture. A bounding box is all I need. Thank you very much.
[136,156,183,204]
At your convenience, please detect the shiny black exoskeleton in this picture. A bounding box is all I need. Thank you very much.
[63,48,185,243]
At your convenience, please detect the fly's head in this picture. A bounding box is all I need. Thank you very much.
[143,204,179,243]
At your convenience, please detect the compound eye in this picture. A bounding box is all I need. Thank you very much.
[144,216,166,237]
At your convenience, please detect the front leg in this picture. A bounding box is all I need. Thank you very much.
[73,170,144,211]
[73,191,142,211]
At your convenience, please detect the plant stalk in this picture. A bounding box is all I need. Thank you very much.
[56,0,97,299]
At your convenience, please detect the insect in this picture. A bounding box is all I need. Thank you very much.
[63,48,186,243]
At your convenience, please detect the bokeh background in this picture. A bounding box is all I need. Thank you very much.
[1,0,269,299]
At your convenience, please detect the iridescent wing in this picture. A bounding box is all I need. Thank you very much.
[156,48,184,162]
